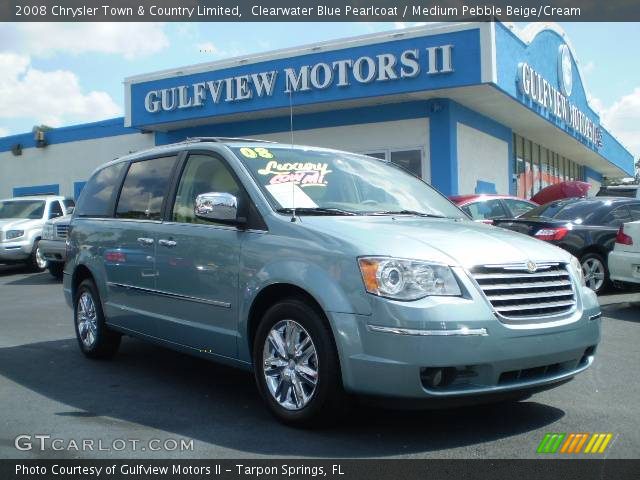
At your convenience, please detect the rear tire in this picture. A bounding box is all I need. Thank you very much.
[253,298,346,427]
[28,239,47,272]
[74,279,121,359]
[580,252,609,294]
[47,262,64,280]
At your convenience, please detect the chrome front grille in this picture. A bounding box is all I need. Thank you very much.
[55,224,69,239]
[471,263,576,319]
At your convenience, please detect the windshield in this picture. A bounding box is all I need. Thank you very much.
[522,200,602,224]
[0,200,45,219]
[230,145,466,219]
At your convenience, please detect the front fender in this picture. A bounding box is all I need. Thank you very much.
[237,257,372,361]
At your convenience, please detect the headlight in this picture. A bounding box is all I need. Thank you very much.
[570,256,586,286]
[5,230,24,240]
[358,256,461,300]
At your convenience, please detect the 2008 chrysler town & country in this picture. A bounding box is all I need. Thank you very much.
[64,138,601,425]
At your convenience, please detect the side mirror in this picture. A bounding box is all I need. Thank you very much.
[65,206,75,215]
[194,192,245,225]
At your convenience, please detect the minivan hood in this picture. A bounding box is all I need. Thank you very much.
[297,216,571,268]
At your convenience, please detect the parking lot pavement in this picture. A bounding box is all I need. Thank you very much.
[0,264,638,459]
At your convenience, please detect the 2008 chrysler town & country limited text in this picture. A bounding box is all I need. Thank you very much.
[64,138,601,426]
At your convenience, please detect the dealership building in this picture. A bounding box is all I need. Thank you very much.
[0,21,634,201]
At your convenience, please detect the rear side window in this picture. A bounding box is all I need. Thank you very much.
[75,163,126,217]
[627,203,640,221]
[505,199,535,217]
[463,199,508,220]
[116,156,177,220]
[602,206,631,227]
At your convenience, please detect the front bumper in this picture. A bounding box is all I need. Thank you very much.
[329,282,601,401]
[0,239,32,261]
[40,239,66,263]
[609,250,640,285]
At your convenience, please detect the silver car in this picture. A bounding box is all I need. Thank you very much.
[0,195,74,271]
[41,214,72,279]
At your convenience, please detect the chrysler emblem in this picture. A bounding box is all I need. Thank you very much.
[526,261,538,273]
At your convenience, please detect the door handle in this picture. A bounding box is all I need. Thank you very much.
[137,237,154,246]
[158,239,177,248]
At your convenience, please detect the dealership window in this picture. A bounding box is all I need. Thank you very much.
[363,148,424,179]
[513,134,585,199]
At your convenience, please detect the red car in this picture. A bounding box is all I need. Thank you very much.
[449,194,537,223]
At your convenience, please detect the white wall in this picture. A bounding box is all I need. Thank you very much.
[0,133,155,198]
[456,122,509,194]
[253,119,431,181]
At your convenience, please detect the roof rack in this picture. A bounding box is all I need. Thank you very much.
[184,137,276,144]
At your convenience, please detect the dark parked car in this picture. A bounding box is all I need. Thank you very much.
[449,194,537,223]
[494,197,640,293]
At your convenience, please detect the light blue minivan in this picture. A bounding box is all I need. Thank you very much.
[64,138,601,425]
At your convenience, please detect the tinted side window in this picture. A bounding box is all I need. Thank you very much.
[505,199,535,217]
[172,154,241,224]
[48,201,63,219]
[116,156,177,220]
[75,163,126,217]
[628,204,640,221]
[62,199,75,209]
[602,206,631,227]
[463,199,508,220]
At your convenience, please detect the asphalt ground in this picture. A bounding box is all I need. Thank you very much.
[0,264,638,459]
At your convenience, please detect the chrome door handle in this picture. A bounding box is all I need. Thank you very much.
[158,239,177,248]
[137,237,154,246]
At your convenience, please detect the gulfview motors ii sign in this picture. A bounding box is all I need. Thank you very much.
[518,45,603,147]
[144,46,453,113]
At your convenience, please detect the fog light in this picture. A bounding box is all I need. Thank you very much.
[420,367,457,389]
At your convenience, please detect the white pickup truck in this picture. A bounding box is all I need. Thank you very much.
[609,220,640,286]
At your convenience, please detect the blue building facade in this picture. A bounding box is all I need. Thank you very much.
[0,22,634,200]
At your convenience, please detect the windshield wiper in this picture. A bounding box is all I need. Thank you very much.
[276,207,357,216]
[368,210,447,218]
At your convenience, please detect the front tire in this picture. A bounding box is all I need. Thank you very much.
[580,252,609,294]
[28,239,47,272]
[253,298,345,427]
[47,262,64,280]
[74,279,121,359]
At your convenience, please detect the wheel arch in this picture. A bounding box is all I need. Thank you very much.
[71,264,96,301]
[246,283,328,362]
[577,245,609,262]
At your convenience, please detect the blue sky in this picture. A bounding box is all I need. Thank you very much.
[0,22,638,156]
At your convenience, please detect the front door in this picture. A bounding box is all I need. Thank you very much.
[154,152,243,358]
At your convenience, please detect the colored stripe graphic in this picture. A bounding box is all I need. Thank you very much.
[585,433,613,454]
[537,433,565,453]
[538,433,614,454]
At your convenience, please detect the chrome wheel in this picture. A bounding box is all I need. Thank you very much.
[35,245,47,269]
[263,319,318,411]
[582,257,605,292]
[76,292,98,348]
